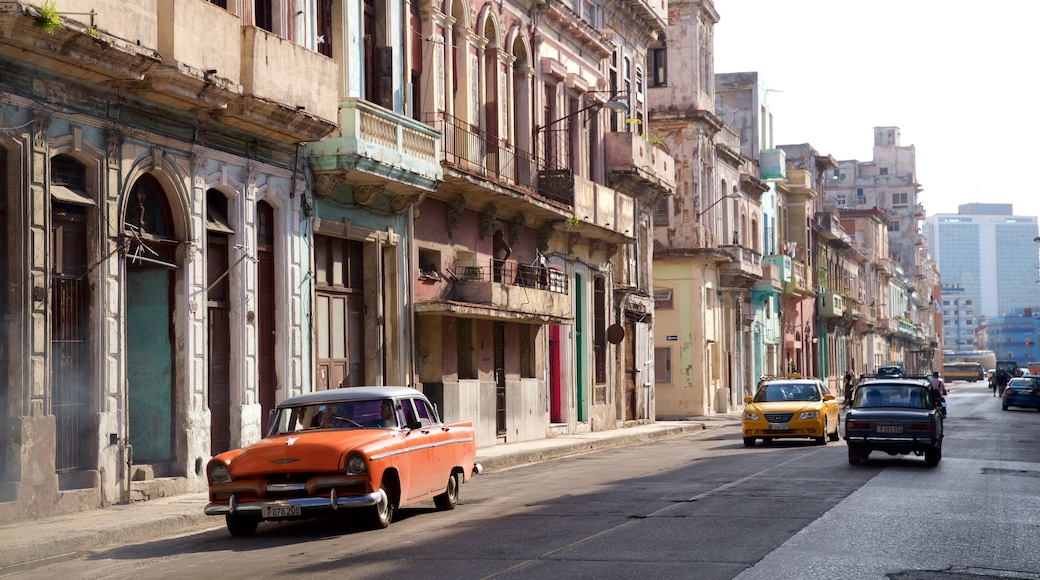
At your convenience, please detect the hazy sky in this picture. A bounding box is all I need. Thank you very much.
[712,0,1040,221]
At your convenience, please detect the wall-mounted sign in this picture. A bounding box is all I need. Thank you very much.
[667,335,677,341]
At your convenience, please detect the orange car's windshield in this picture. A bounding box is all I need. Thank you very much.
[269,399,399,436]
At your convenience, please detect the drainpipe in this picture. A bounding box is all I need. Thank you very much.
[408,202,418,388]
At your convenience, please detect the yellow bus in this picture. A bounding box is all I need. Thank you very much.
[943,361,985,382]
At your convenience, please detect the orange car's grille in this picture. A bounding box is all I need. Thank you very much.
[764,413,794,422]
[267,483,307,493]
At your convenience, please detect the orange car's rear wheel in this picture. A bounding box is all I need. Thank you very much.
[434,472,459,510]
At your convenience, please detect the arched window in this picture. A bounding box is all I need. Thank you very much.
[124,174,176,265]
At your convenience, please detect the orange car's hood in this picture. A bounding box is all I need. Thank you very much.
[225,430,400,476]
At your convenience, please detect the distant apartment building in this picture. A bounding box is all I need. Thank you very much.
[986,308,1040,365]
[923,205,1040,320]
[940,284,980,352]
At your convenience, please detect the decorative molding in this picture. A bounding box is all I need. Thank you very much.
[150,146,163,172]
[32,114,50,149]
[568,232,581,249]
[191,151,210,176]
[607,244,619,259]
[391,193,418,214]
[106,131,123,167]
[589,239,602,254]
[447,195,465,235]
[538,223,554,252]
[314,172,347,197]
[509,213,526,246]
[480,204,497,238]
[354,184,384,206]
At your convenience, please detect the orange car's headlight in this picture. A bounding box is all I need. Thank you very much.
[345,453,367,476]
[208,462,231,484]
[798,410,819,420]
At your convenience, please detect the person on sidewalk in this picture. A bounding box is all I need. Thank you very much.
[995,368,1010,397]
[842,370,855,409]
[928,371,947,417]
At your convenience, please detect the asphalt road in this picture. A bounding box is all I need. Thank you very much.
[17,381,1040,580]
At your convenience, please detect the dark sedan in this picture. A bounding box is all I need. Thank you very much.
[1002,375,1040,411]
[844,379,943,467]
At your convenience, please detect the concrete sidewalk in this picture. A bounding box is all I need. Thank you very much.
[0,417,739,573]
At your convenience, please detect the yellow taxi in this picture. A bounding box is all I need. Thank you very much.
[742,378,840,447]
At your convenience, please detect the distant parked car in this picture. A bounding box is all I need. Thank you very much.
[1002,375,1040,411]
[875,365,905,378]
[844,378,943,466]
[204,386,481,536]
[741,378,840,446]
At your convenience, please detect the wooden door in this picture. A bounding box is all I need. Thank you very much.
[257,202,276,424]
[624,318,637,421]
[207,232,231,455]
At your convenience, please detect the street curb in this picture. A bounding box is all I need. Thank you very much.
[0,506,213,572]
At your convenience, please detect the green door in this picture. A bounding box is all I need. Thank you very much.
[127,268,174,462]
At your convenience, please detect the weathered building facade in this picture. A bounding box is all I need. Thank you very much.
[408,0,673,445]
[0,0,336,522]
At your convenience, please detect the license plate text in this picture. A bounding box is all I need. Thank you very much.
[262,505,301,518]
[876,425,903,434]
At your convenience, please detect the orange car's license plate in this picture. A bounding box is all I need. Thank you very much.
[876,425,902,434]
[768,423,788,430]
[262,505,301,518]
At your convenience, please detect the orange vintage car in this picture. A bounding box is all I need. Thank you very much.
[204,386,481,536]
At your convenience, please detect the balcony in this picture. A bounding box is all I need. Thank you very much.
[762,254,792,284]
[130,0,241,110]
[897,318,917,336]
[879,317,899,335]
[0,2,337,143]
[719,245,763,289]
[0,0,161,84]
[753,260,782,293]
[427,112,544,198]
[220,26,337,143]
[604,132,676,199]
[818,293,845,318]
[782,259,814,297]
[570,176,635,243]
[416,259,570,323]
[310,99,442,196]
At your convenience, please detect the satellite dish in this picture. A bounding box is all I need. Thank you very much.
[606,323,625,344]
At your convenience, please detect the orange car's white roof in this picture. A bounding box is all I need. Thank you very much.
[278,386,422,407]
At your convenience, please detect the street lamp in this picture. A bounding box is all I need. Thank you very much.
[534,93,630,137]
[696,191,741,219]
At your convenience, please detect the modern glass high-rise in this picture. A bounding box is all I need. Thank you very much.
[923,204,1040,325]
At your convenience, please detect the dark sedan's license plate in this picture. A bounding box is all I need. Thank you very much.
[262,505,301,518]
[876,425,903,434]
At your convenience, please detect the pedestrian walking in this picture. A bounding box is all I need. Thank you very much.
[842,370,855,409]
[995,368,1010,397]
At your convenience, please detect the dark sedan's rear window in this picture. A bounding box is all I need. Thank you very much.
[854,385,930,409]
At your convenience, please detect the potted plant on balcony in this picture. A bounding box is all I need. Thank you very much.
[461,266,483,281]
